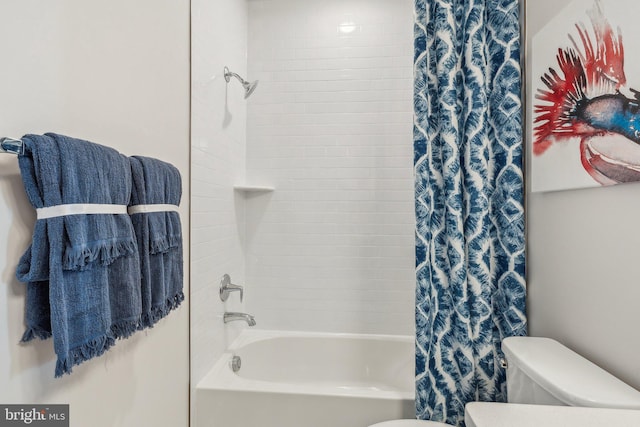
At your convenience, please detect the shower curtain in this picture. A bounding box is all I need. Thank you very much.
[413,1,526,426]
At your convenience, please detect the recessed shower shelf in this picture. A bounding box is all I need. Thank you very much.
[233,185,275,193]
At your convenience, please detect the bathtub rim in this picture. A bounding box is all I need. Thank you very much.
[196,329,415,401]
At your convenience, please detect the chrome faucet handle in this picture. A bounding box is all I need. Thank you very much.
[219,274,244,302]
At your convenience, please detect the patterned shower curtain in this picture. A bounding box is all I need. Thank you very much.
[413,1,527,426]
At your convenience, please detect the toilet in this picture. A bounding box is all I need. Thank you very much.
[375,336,640,427]
[502,336,640,408]
[368,421,450,427]
[465,336,640,427]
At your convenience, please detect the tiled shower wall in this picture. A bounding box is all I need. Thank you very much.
[245,0,415,334]
[191,0,248,389]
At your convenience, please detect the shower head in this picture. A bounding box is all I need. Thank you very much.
[224,66,259,99]
[243,79,259,98]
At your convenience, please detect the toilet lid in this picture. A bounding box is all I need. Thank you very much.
[369,420,451,427]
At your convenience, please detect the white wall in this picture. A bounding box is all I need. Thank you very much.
[0,1,190,427]
[245,0,415,335]
[190,0,249,391]
[526,0,640,389]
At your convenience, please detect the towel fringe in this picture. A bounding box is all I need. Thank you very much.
[169,291,185,309]
[20,326,52,343]
[110,318,142,340]
[150,234,182,255]
[140,291,185,329]
[63,238,136,271]
[55,334,116,377]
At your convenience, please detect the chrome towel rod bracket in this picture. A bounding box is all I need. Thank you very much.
[0,137,23,155]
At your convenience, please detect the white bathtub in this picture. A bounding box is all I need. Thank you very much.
[195,329,415,427]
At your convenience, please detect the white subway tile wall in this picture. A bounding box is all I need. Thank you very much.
[191,0,249,387]
[246,0,415,334]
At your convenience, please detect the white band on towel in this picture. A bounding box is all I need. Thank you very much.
[36,204,129,220]
[127,204,180,215]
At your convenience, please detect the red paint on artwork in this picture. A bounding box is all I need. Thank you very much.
[533,2,625,154]
[532,1,640,186]
[572,8,625,91]
[533,49,591,154]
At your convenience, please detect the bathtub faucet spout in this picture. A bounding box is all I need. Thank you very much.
[223,312,256,326]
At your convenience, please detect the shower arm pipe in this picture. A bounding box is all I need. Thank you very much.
[223,67,249,85]
[0,137,23,155]
[223,66,258,99]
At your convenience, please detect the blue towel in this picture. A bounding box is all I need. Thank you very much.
[16,133,142,377]
[129,156,183,328]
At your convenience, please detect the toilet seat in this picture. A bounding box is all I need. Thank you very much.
[368,420,451,427]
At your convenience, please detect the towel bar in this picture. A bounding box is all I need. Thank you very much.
[0,137,23,155]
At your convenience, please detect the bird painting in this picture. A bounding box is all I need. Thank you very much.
[533,0,640,187]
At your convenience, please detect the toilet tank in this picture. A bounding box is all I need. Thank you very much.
[502,337,640,409]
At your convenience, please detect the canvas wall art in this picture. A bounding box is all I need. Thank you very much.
[530,0,640,192]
